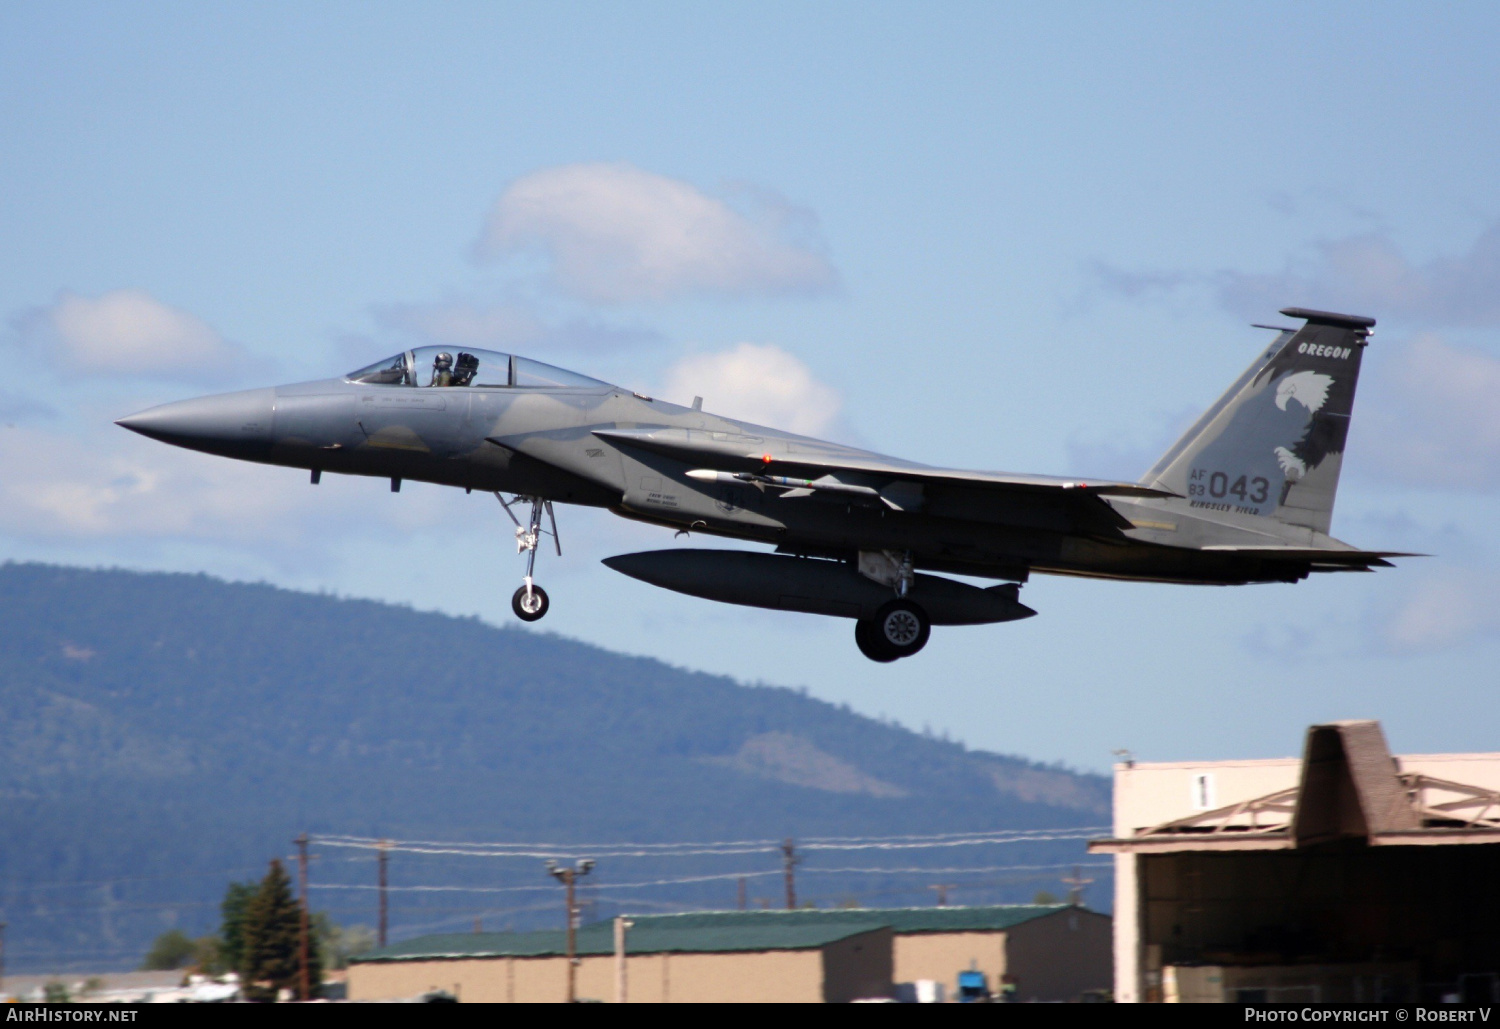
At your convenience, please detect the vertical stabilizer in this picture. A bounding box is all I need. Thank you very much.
[1143,308,1375,534]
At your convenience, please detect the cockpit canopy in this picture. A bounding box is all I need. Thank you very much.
[347,347,610,390]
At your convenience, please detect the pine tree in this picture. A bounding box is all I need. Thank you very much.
[240,859,321,1001]
[219,880,256,974]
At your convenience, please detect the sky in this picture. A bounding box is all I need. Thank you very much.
[4,1,1500,773]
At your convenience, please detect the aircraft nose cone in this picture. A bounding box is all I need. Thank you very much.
[116,387,275,459]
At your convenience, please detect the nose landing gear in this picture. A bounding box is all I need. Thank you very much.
[496,494,560,622]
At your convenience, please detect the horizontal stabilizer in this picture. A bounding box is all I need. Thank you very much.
[1199,545,1423,569]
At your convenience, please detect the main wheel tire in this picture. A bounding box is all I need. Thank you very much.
[511,584,550,622]
[855,619,899,662]
[874,599,930,658]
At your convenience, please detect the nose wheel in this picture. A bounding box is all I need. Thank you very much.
[512,584,549,622]
[496,494,560,622]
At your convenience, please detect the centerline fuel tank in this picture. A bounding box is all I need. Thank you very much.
[602,549,1035,625]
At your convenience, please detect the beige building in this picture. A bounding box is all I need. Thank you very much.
[874,906,1110,1001]
[1092,720,1500,1003]
[349,920,892,1003]
[349,904,1111,1003]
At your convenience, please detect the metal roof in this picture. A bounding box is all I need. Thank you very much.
[626,904,1079,935]
[354,920,889,963]
[352,904,1082,964]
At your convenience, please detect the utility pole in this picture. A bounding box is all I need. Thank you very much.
[377,840,389,948]
[737,877,747,911]
[547,859,594,1003]
[0,921,7,999]
[295,834,311,1001]
[1062,865,1094,907]
[613,916,633,1004]
[781,838,801,910]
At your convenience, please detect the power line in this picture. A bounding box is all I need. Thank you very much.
[309,827,1106,860]
[4,863,1110,905]
[316,826,1109,850]
[317,840,778,859]
[297,827,1106,955]
[798,876,1074,906]
[797,832,1103,852]
[315,833,785,851]
[804,828,1110,846]
[305,861,1108,897]
[800,861,1113,876]
[311,869,783,895]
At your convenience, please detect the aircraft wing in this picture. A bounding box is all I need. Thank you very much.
[592,427,1175,502]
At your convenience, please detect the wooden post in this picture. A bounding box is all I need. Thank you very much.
[295,835,311,1000]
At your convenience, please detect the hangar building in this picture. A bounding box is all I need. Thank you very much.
[348,904,1110,1002]
[1092,721,1500,1003]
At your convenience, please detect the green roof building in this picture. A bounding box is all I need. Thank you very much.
[348,904,1111,1003]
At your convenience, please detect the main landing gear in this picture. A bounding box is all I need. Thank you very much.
[850,550,933,662]
[496,494,560,622]
[854,599,932,662]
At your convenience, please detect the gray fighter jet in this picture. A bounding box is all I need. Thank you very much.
[118,307,1408,661]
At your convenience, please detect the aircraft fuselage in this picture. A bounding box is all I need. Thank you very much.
[118,309,1405,661]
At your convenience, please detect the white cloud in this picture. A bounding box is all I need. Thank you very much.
[0,424,318,544]
[474,163,837,304]
[0,423,463,552]
[661,343,842,437]
[12,289,250,382]
[1359,334,1500,491]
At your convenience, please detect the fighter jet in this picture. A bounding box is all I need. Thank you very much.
[118,307,1408,661]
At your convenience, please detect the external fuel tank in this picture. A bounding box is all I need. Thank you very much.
[602,549,1035,625]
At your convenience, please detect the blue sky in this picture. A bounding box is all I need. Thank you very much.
[4,1,1500,771]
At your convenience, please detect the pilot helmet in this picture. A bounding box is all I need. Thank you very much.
[434,352,454,369]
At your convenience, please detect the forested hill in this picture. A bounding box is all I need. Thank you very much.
[0,562,1109,972]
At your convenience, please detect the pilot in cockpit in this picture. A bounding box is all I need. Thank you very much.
[430,352,454,387]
